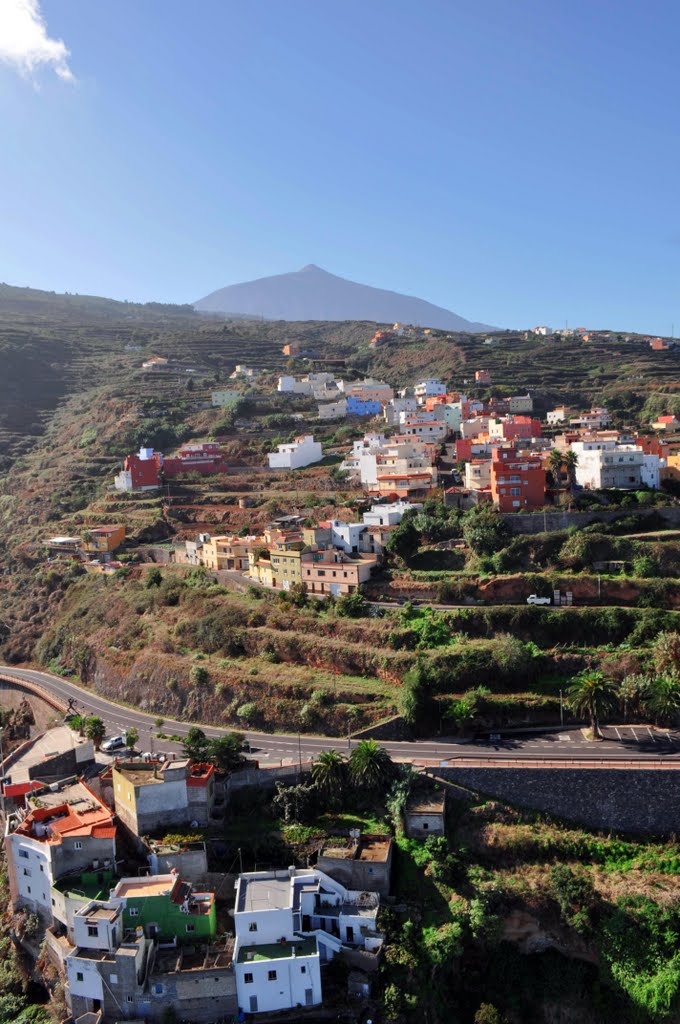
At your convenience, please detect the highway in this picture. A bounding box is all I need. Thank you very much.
[3,665,680,767]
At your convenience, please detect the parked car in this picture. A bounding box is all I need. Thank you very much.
[527,594,551,605]
[101,735,126,752]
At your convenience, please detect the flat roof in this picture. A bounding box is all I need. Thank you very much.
[115,878,174,899]
[406,795,446,814]
[11,727,90,785]
[237,937,317,963]
[357,836,392,862]
[237,876,290,913]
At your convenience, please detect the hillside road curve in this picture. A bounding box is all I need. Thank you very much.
[2,665,680,767]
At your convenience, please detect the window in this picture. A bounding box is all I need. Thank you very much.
[317,570,325,577]
[248,922,257,932]
[301,965,307,974]
[186,924,195,933]
[126,996,133,1004]
[110,974,118,985]
[510,487,521,496]
[76,973,84,983]
[268,970,277,982]
[244,973,254,984]
[512,500,521,508]
[423,822,429,830]
[19,850,29,860]
[154,984,163,995]
[88,926,98,937]
[23,868,31,877]
[39,865,44,873]
[74,841,83,851]
[26,886,30,894]
[129,908,139,918]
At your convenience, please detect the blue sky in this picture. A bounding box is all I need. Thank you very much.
[0,0,678,333]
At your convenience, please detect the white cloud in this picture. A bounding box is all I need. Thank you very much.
[0,0,74,81]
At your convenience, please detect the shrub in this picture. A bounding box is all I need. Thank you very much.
[236,702,258,723]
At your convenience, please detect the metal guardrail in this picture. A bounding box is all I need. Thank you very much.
[421,757,680,770]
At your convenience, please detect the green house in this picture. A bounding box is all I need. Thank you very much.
[111,874,216,944]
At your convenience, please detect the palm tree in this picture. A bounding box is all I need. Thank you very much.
[643,674,680,726]
[567,671,619,739]
[349,740,393,791]
[563,450,579,491]
[84,715,106,750]
[548,449,564,492]
[312,750,347,796]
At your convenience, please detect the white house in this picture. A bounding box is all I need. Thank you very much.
[4,780,116,926]
[340,434,388,486]
[532,325,553,336]
[326,520,367,554]
[546,406,572,425]
[414,378,446,404]
[569,407,612,431]
[362,500,421,526]
[233,867,381,1015]
[571,440,663,490]
[268,435,322,470]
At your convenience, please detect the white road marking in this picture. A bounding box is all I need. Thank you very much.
[615,728,622,741]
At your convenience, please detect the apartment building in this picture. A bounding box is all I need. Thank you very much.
[490,447,546,512]
[268,435,322,470]
[383,397,418,425]
[414,378,446,403]
[201,534,264,572]
[81,526,126,558]
[317,398,348,420]
[569,407,612,431]
[362,500,421,526]
[300,549,377,596]
[248,538,305,590]
[4,779,116,924]
[571,440,663,490]
[233,867,382,1014]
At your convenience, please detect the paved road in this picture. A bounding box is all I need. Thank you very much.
[2,666,680,766]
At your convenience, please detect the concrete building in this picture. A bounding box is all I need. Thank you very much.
[546,406,573,425]
[201,534,264,572]
[414,378,446,404]
[464,459,492,491]
[475,369,492,383]
[571,440,663,491]
[317,398,348,420]
[114,447,162,492]
[569,407,612,431]
[383,396,418,425]
[233,867,382,1014]
[268,435,322,470]
[300,550,377,596]
[339,378,394,404]
[508,394,534,414]
[404,788,447,838]
[65,898,235,1023]
[532,325,552,336]
[110,875,216,944]
[316,834,393,897]
[81,526,125,559]
[362,500,421,527]
[111,760,216,836]
[490,447,546,512]
[4,780,116,924]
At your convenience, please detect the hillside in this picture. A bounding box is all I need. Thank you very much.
[195,263,497,331]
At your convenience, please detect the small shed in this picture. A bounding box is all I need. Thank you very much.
[404,786,446,839]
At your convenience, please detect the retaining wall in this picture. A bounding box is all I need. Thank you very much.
[427,763,680,834]
[500,506,680,535]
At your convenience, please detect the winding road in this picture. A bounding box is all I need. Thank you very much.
[2,665,680,768]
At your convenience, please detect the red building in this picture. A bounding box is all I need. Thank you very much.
[500,416,543,441]
[490,446,546,512]
[635,435,671,459]
[163,442,230,478]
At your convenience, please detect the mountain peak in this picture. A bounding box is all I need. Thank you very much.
[195,266,495,332]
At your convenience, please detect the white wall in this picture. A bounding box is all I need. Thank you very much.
[8,835,53,916]
[66,954,105,1002]
[234,951,321,1014]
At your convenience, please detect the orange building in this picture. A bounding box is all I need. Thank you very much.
[490,447,546,512]
[81,525,125,555]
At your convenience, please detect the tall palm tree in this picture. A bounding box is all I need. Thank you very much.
[563,450,579,491]
[548,449,564,492]
[312,749,347,795]
[84,715,107,750]
[349,739,393,791]
[567,671,619,739]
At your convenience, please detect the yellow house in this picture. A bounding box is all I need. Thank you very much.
[202,535,264,571]
[248,540,305,590]
[81,525,125,555]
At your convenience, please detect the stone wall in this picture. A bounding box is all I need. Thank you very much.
[500,506,680,536]
[427,764,680,834]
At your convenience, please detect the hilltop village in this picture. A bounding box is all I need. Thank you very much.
[1,312,680,1024]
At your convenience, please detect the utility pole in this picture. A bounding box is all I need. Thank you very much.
[560,690,564,727]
